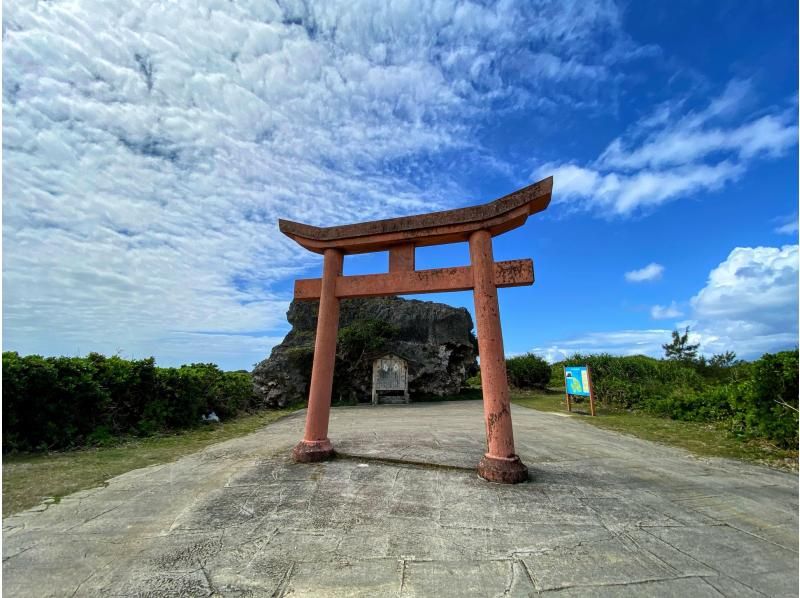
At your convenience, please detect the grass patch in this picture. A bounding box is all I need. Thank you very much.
[3,407,301,516]
[509,388,575,413]
[511,391,798,471]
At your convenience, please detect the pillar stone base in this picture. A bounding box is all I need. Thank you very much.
[292,439,334,463]
[477,453,529,484]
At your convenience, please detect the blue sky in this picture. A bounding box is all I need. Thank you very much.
[4,0,798,370]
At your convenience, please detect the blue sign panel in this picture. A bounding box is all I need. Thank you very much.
[564,366,591,396]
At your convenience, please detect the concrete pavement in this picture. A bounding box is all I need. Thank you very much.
[3,401,798,596]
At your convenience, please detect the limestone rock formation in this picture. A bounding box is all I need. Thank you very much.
[253,296,478,407]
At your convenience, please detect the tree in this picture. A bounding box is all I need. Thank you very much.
[663,327,700,362]
[709,351,737,368]
[506,353,550,389]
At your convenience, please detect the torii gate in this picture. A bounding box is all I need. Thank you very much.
[279,176,553,483]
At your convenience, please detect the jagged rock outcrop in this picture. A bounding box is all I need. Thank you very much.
[253,296,478,407]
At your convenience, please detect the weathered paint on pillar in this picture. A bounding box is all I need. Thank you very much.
[292,248,343,462]
[469,229,529,483]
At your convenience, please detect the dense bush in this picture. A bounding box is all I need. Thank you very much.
[643,385,733,423]
[727,351,798,447]
[465,372,481,388]
[550,350,799,448]
[506,353,550,389]
[2,352,256,453]
[553,354,702,408]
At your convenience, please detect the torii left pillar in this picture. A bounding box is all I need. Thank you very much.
[280,176,554,483]
[291,248,342,462]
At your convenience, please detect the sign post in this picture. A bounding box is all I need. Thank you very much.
[563,365,596,416]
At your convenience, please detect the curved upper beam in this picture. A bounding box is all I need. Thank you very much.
[279,176,552,254]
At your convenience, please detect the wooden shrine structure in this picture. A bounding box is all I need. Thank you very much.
[372,354,409,405]
[279,176,553,483]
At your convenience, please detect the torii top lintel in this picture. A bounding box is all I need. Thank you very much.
[279,176,553,255]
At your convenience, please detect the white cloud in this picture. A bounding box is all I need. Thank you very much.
[3,0,635,368]
[650,301,683,320]
[533,244,798,361]
[548,161,744,216]
[691,245,798,357]
[625,263,664,282]
[597,82,795,171]
[533,329,672,363]
[538,80,797,216]
[774,215,798,235]
[690,245,798,332]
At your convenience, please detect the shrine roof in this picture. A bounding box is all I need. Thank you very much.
[279,176,552,254]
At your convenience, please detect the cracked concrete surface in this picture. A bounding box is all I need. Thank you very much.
[3,402,798,597]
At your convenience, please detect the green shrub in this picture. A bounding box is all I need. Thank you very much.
[213,371,254,419]
[88,354,157,435]
[2,353,112,450]
[559,354,703,409]
[506,353,550,389]
[2,352,25,451]
[50,356,111,447]
[2,352,257,453]
[728,350,798,447]
[168,364,221,429]
[4,354,59,451]
[644,385,733,422]
[86,425,115,447]
[465,373,481,388]
[337,319,398,363]
[554,350,797,448]
[333,319,399,402]
[549,361,566,387]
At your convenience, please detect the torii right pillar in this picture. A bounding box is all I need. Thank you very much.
[469,229,528,483]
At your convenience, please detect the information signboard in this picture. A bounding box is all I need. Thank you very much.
[563,365,596,416]
[564,366,590,396]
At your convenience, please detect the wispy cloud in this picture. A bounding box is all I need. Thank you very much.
[533,329,672,363]
[3,0,637,368]
[776,222,799,235]
[650,301,684,320]
[774,214,799,235]
[536,80,797,216]
[625,263,664,282]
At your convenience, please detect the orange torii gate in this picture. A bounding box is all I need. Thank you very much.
[279,176,553,483]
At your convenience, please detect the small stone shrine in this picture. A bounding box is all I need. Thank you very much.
[371,354,409,405]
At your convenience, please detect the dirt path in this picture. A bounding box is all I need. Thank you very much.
[4,402,797,597]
